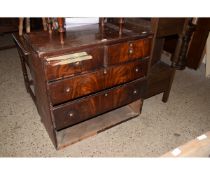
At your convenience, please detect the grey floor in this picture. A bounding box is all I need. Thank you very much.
[0,35,210,157]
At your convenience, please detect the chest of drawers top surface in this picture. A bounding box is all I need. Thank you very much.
[17,23,152,57]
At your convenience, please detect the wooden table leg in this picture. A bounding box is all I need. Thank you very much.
[162,69,176,103]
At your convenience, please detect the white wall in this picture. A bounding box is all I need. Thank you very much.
[65,18,99,28]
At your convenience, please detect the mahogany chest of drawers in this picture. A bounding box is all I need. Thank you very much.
[13,23,153,149]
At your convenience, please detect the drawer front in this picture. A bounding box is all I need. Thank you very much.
[45,47,104,80]
[53,78,146,130]
[49,59,148,105]
[107,38,151,65]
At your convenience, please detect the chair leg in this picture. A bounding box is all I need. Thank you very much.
[19,18,24,36]
[26,18,30,33]
[47,18,52,33]
[42,18,47,31]
[162,69,176,103]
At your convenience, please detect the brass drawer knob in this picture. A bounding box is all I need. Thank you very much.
[65,87,70,92]
[103,69,107,74]
[74,61,80,66]
[69,112,74,117]
[129,43,133,47]
[133,90,137,94]
[135,68,139,72]
[128,49,133,54]
[104,93,108,97]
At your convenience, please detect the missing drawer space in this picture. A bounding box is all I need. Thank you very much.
[56,103,141,149]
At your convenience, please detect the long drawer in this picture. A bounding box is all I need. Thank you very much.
[107,38,151,65]
[48,59,148,105]
[45,46,104,81]
[53,78,146,130]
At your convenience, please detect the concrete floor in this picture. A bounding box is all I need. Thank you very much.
[0,35,210,157]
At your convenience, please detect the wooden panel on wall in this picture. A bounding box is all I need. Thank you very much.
[186,18,210,70]
[0,18,18,33]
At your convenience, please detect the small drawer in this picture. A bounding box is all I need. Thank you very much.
[53,78,146,130]
[48,59,148,105]
[45,47,104,81]
[107,38,151,65]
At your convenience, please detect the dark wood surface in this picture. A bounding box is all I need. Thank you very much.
[144,61,175,102]
[0,18,43,34]
[186,18,210,70]
[48,59,148,105]
[0,18,18,33]
[13,21,152,149]
[121,18,181,102]
[22,23,152,57]
[12,18,210,150]
[53,78,146,130]
[45,46,104,80]
[107,38,151,65]
[56,103,141,149]
[155,18,186,37]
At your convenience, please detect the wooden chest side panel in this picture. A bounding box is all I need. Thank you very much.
[28,54,58,147]
[13,34,58,147]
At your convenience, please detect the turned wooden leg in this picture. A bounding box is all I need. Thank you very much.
[57,18,65,33]
[17,49,30,93]
[99,18,105,40]
[42,18,47,31]
[175,23,195,70]
[99,18,105,26]
[119,18,124,35]
[60,32,64,45]
[47,18,52,33]
[26,18,30,33]
[162,69,176,103]
[171,18,195,70]
[19,18,24,36]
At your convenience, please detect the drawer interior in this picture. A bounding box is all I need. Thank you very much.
[56,102,141,149]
